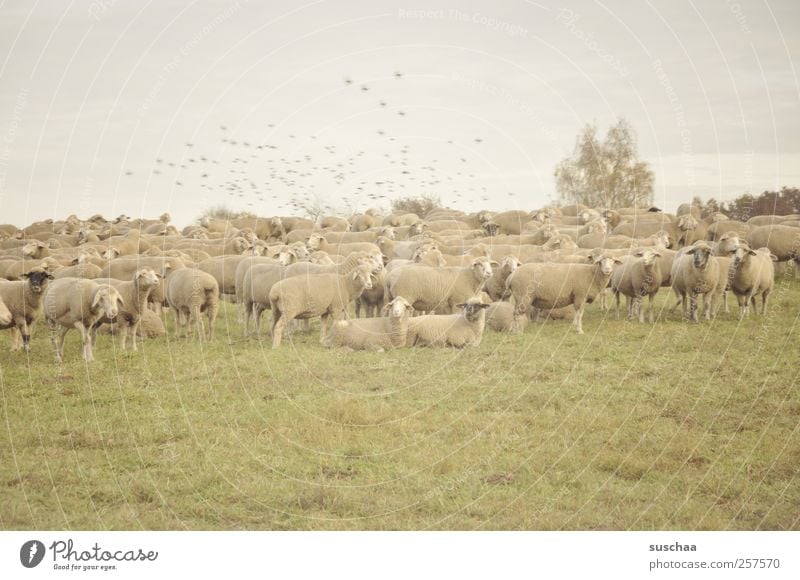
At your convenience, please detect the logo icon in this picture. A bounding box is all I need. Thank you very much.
[20,540,45,568]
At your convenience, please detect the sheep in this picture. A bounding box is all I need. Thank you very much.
[164,268,220,341]
[305,233,380,257]
[52,263,102,279]
[386,256,495,314]
[269,262,375,348]
[375,236,436,260]
[3,256,61,280]
[97,308,165,340]
[319,216,351,231]
[0,240,49,260]
[669,242,720,322]
[241,262,291,335]
[0,295,11,327]
[484,301,527,333]
[355,267,386,318]
[43,278,124,362]
[0,268,54,351]
[505,254,619,334]
[706,219,750,241]
[100,256,186,315]
[323,228,394,244]
[91,268,161,350]
[610,248,662,323]
[405,297,491,347]
[728,244,776,318]
[676,215,708,247]
[746,225,800,264]
[485,256,520,301]
[324,296,415,351]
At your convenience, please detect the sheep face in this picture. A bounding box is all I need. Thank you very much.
[678,215,698,231]
[93,286,123,319]
[686,244,713,269]
[270,217,283,230]
[160,212,171,223]
[22,242,43,257]
[287,242,309,260]
[717,233,739,256]
[456,299,491,322]
[592,255,617,276]
[409,222,427,237]
[634,249,661,267]
[234,238,250,254]
[384,296,413,318]
[352,264,374,290]
[483,221,500,236]
[471,258,494,281]
[378,226,396,240]
[103,247,121,260]
[277,251,295,266]
[503,256,521,273]
[306,233,324,251]
[136,268,161,288]
[22,269,54,294]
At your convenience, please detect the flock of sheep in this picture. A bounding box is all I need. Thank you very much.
[0,202,798,361]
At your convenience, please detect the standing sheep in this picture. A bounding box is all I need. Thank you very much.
[164,268,220,341]
[386,257,495,314]
[610,249,662,323]
[91,268,161,350]
[43,278,124,362]
[506,254,619,334]
[669,242,720,322]
[485,256,520,301]
[728,245,776,318]
[269,262,375,348]
[325,296,414,351]
[0,268,54,351]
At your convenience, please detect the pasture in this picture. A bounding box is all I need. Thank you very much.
[2,281,798,530]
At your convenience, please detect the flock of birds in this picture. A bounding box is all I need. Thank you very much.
[127,71,516,217]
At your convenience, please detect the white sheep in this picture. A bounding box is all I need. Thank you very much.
[269,262,375,348]
[386,256,495,314]
[485,256,521,301]
[728,244,776,318]
[164,268,220,341]
[610,248,662,323]
[484,301,527,333]
[325,296,414,351]
[92,268,161,350]
[405,297,491,347]
[506,254,619,334]
[0,268,54,351]
[43,278,124,362]
[669,242,720,322]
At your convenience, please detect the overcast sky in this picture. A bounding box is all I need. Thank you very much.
[1,0,798,227]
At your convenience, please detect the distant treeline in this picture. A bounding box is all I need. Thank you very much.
[693,186,800,221]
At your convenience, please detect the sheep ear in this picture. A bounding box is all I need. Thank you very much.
[685,247,697,254]
[351,270,359,280]
[455,303,466,309]
[770,253,778,261]
[633,250,644,257]
[490,260,498,267]
[748,249,757,256]
[478,303,491,310]
[380,303,392,316]
[47,273,55,280]
[21,272,30,279]
[653,251,662,257]
[613,258,623,264]
[91,289,105,308]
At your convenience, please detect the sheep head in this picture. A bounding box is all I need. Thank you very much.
[678,215,699,231]
[382,296,414,318]
[305,233,324,252]
[717,233,740,256]
[377,226,396,240]
[92,286,123,319]
[233,237,250,254]
[483,221,500,236]
[103,247,121,260]
[456,298,491,322]
[351,263,374,291]
[590,254,619,276]
[685,242,714,270]
[289,242,310,260]
[502,256,521,273]
[471,257,494,281]
[22,269,54,293]
[135,268,161,288]
[634,248,662,267]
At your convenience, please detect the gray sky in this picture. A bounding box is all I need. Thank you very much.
[1,0,798,228]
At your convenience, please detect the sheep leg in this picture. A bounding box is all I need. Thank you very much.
[614,291,621,320]
[647,294,655,324]
[355,298,362,318]
[761,289,771,316]
[271,312,285,349]
[207,302,217,341]
[638,296,646,324]
[56,327,70,361]
[172,307,182,338]
[9,326,21,351]
[49,328,62,363]
[319,313,330,344]
[20,320,31,353]
[737,294,747,319]
[704,293,713,320]
[74,322,92,362]
[243,302,253,337]
[253,305,264,336]
[689,293,698,322]
[130,319,140,351]
[192,306,204,343]
[573,302,585,334]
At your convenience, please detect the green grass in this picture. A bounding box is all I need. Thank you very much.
[1,279,799,530]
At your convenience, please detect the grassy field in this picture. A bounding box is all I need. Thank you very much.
[1,277,799,531]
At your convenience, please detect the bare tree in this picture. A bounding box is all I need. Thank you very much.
[554,119,654,209]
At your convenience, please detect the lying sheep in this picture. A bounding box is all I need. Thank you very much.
[325,296,414,351]
[746,225,800,264]
[43,278,123,362]
[269,262,375,348]
[506,254,619,334]
[386,256,494,314]
[0,268,54,351]
[610,248,662,323]
[669,242,720,322]
[485,301,527,333]
[405,297,491,347]
[97,308,165,339]
[92,268,161,350]
[164,268,220,341]
[728,244,776,318]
